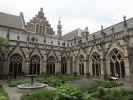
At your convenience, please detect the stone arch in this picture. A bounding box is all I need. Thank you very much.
[46,56,56,74]
[106,46,125,58]
[108,48,125,78]
[61,56,67,74]
[91,52,101,77]
[9,53,23,78]
[29,55,40,75]
[88,47,102,61]
[47,50,58,62]
[29,49,42,60]
[8,47,26,60]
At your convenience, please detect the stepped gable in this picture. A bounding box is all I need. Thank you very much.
[26,8,55,35]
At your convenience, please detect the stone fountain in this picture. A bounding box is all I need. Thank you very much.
[17,74,47,93]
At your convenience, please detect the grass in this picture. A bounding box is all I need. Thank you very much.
[0,85,8,100]
[7,79,30,87]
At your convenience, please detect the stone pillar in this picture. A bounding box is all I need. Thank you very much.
[42,55,47,73]
[84,60,87,76]
[101,58,105,79]
[55,62,61,74]
[40,60,44,74]
[43,61,47,73]
[67,59,71,74]
[3,59,9,74]
[89,60,93,76]
[124,57,130,81]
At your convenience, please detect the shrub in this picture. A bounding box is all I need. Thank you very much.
[97,87,106,97]
[56,83,83,100]
[8,79,29,87]
[0,87,8,100]
[21,90,56,100]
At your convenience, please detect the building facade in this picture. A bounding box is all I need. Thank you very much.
[0,8,133,81]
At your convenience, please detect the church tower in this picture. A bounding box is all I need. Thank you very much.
[57,18,62,39]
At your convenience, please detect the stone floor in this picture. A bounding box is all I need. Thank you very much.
[1,80,55,100]
[3,84,22,100]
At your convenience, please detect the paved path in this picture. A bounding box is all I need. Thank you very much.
[3,85,22,100]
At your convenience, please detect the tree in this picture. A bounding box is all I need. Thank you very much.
[0,37,8,52]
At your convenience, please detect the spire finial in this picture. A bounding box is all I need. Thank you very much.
[123,15,127,27]
[101,25,103,31]
[38,7,44,17]
[57,17,62,39]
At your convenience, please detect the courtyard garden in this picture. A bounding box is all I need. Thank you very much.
[2,74,133,100]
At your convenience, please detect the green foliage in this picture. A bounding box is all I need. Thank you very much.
[21,83,83,100]
[56,83,83,100]
[8,79,30,87]
[21,90,56,100]
[89,87,133,100]
[0,37,8,52]
[95,80,123,88]
[36,74,80,87]
[0,86,8,100]
[0,37,8,46]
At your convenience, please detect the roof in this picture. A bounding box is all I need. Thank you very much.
[0,12,24,29]
[89,17,133,40]
[62,28,83,40]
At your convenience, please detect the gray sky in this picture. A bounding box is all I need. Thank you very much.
[0,0,133,34]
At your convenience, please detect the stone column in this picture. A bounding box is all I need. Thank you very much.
[100,58,105,79]
[24,58,29,75]
[84,60,87,76]
[67,59,71,74]
[123,57,130,81]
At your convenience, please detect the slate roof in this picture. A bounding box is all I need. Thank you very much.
[62,28,83,40]
[89,17,133,40]
[63,17,133,41]
[0,12,24,29]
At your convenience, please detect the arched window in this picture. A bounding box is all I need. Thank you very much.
[110,49,125,78]
[91,52,101,77]
[61,57,67,74]
[36,24,39,33]
[79,55,84,75]
[30,55,40,75]
[47,56,55,75]
[9,54,23,78]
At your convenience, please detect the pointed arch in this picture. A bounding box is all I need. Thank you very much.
[109,48,125,78]
[29,55,40,75]
[9,53,23,78]
[46,56,56,75]
[61,56,67,74]
[91,52,101,77]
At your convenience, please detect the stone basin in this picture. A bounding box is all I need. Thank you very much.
[17,82,48,93]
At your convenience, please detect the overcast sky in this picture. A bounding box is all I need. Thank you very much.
[0,0,133,34]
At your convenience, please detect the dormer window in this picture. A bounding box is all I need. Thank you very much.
[58,41,60,46]
[67,43,69,47]
[62,42,65,46]
[39,25,43,35]
[36,24,39,33]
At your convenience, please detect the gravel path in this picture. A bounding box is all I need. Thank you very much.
[3,85,22,100]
